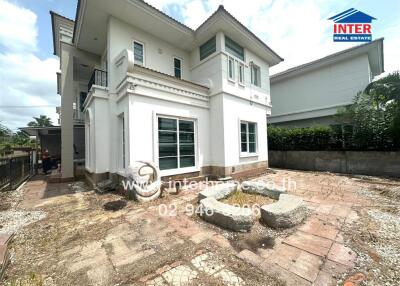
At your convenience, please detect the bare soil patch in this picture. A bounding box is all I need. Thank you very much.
[221,191,276,207]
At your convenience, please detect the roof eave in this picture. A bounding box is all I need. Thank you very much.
[196,6,283,65]
[271,38,384,83]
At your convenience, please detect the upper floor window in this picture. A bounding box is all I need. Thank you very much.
[225,36,244,61]
[240,121,257,154]
[79,92,87,112]
[174,58,182,79]
[251,64,261,87]
[200,36,216,61]
[228,57,235,81]
[134,41,144,65]
[238,63,245,85]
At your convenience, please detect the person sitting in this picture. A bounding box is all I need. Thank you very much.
[42,149,51,174]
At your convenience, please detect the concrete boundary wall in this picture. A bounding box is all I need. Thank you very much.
[269,151,400,178]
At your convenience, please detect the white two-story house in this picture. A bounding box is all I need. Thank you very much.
[51,0,283,182]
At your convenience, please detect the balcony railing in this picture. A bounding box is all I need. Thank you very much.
[88,69,107,91]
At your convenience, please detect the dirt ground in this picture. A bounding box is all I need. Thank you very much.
[0,169,399,286]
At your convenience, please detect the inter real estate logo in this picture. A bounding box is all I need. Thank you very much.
[328,8,376,42]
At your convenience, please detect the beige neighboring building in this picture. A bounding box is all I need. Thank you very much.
[269,39,384,127]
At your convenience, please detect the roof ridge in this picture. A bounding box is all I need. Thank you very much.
[271,38,384,79]
[50,10,74,23]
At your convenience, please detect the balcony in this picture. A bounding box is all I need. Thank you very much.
[88,69,107,91]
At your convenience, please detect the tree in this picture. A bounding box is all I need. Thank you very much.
[0,122,12,138]
[11,131,31,146]
[27,115,53,127]
[336,71,400,150]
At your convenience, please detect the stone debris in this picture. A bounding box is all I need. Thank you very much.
[161,265,198,286]
[198,183,237,201]
[146,252,245,286]
[0,233,13,280]
[199,198,253,232]
[95,179,117,193]
[0,210,46,235]
[241,181,287,200]
[191,252,225,275]
[260,194,307,228]
[69,181,88,193]
[213,269,245,286]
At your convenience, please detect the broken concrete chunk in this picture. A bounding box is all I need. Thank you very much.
[260,194,307,228]
[95,179,117,193]
[241,181,286,200]
[198,183,237,201]
[200,197,253,232]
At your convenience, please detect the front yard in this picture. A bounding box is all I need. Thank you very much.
[0,169,399,286]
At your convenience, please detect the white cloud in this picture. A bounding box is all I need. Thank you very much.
[0,0,37,52]
[0,0,59,131]
[151,0,399,75]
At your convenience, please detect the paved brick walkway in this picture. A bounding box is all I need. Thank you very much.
[4,169,375,285]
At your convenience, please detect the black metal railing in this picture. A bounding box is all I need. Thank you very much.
[88,69,107,91]
[0,154,32,191]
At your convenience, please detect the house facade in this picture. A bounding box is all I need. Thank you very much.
[51,0,282,181]
[269,39,384,127]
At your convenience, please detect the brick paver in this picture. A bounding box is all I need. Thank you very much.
[283,231,333,257]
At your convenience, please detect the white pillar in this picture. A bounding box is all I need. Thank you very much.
[60,45,74,178]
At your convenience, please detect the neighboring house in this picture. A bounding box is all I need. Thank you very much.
[51,1,283,182]
[269,38,384,127]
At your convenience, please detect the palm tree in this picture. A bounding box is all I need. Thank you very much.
[0,122,12,138]
[27,115,53,127]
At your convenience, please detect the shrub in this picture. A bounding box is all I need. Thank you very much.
[268,125,334,151]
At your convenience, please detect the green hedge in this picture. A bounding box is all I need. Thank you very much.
[268,125,400,151]
[268,126,338,151]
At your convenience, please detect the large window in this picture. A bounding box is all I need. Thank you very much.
[158,117,195,170]
[225,36,244,61]
[251,64,261,87]
[133,41,144,65]
[228,57,235,81]
[174,58,182,79]
[200,36,216,61]
[240,121,257,154]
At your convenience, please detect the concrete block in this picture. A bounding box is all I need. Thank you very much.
[198,183,237,201]
[241,181,286,199]
[199,198,253,232]
[261,194,307,228]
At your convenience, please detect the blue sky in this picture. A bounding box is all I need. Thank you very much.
[0,0,399,130]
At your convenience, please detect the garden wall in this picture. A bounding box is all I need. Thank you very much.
[269,151,400,178]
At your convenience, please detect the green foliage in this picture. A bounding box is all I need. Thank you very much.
[336,71,400,150]
[27,115,53,127]
[268,125,335,151]
[269,72,400,151]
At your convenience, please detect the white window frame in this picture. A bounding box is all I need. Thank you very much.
[238,63,245,86]
[251,63,261,87]
[239,121,258,157]
[118,113,126,169]
[227,56,236,82]
[155,114,198,176]
[133,40,145,66]
[173,57,182,79]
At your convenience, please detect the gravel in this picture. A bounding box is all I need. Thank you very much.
[0,209,46,235]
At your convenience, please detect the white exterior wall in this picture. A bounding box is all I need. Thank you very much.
[107,16,191,88]
[85,19,273,177]
[127,94,210,176]
[84,88,110,174]
[222,94,268,167]
[270,54,371,123]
